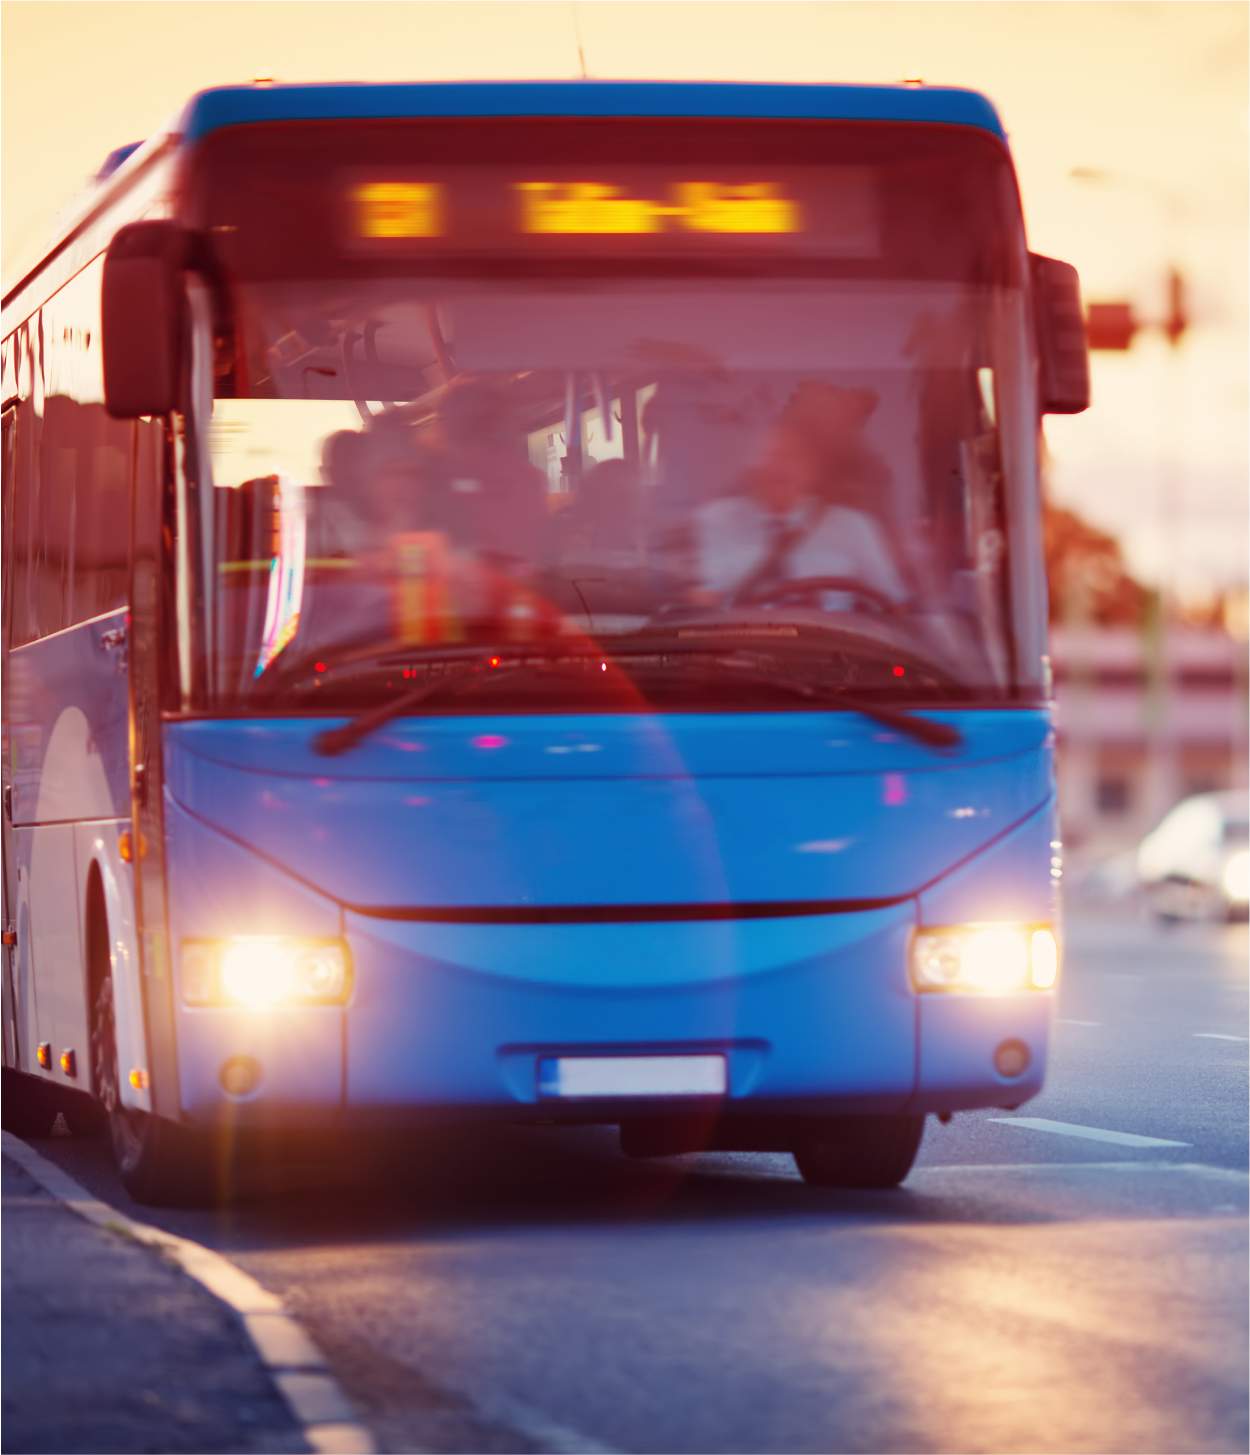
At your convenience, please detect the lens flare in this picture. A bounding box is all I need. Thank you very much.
[218,939,299,1008]
[183,938,351,1008]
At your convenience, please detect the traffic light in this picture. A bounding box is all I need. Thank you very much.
[1164,266,1188,348]
[1085,301,1138,351]
[1084,270,1187,352]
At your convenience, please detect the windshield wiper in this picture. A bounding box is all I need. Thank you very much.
[256,634,560,703]
[601,651,960,747]
[312,646,961,756]
[312,655,539,755]
[694,658,962,748]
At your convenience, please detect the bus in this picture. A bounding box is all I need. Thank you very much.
[1,82,1089,1204]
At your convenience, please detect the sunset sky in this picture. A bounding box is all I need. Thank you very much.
[3,0,1246,594]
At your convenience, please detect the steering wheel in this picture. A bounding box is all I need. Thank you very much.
[733,574,902,615]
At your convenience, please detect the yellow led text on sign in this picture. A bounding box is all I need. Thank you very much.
[517,182,802,235]
[353,182,443,239]
[675,183,801,234]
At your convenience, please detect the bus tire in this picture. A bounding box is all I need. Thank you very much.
[1,1068,63,1139]
[89,974,215,1207]
[793,1113,925,1189]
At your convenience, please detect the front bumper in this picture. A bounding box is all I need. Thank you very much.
[174,903,1051,1127]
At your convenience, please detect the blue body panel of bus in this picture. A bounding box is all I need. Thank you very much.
[179,81,1007,141]
[161,710,1057,1127]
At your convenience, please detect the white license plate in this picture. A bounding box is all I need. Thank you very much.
[539,1054,727,1100]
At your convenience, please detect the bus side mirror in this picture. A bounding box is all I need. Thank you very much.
[1031,253,1090,415]
[102,221,192,419]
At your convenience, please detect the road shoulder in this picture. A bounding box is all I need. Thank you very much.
[1,1134,375,1455]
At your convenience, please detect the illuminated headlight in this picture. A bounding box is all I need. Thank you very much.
[911,924,1059,994]
[181,938,352,1008]
[1221,850,1250,904]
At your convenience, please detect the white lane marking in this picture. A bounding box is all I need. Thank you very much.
[915,1160,1248,1183]
[1,1133,379,1455]
[1193,1032,1250,1042]
[1165,1164,1250,1186]
[438,1383,623,1455]
[986,1117,1189,1149]
[1057,1018,1101,1027]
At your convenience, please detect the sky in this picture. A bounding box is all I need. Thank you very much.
[2,0,1246,594]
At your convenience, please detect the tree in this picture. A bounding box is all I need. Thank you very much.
[1043,501,1151,626]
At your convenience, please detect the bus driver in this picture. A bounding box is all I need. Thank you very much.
[692,384,906,613]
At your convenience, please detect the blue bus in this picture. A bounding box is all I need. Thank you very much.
[1,82,1088,1204]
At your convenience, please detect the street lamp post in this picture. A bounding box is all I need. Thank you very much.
[1069,167,1190,824]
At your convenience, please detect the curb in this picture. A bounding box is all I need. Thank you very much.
[1,1132,378,1455]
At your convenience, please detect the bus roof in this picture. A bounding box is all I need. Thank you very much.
[3,80,1007,318]
[179,80,1007,141]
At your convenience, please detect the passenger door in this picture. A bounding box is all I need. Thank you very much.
[2,403,19,1067]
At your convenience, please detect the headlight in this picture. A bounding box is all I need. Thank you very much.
[911,924,1059,994]
[181,937,352,1008]
[1221,850,1250,904]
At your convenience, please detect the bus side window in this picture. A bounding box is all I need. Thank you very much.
[10,321,40,647]
[39,257,133,633]
[73,436,131,620]
[34,399,75,638]
[1,406,14,649]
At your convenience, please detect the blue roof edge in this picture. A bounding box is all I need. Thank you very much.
[182,81,1006,142]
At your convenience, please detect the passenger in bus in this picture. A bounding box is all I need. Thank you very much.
[422,377,549,570]
[692,384,906,611]
[558,458,645,566]
[315,423,430,564]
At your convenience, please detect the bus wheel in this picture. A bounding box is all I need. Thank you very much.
[793,1114,925,1189]
[1,1068,62,1139]
[90,975,214,1207]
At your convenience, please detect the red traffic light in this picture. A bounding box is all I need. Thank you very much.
[1164,267,1188,348]
[1085,301,1137,351]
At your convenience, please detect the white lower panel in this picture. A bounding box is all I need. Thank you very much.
[539,1054,727,1099]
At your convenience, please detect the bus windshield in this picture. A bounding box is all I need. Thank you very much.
[189,121,1036,710]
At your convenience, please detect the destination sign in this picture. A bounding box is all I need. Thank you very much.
[353,180,803,238]
[343,168,878,257]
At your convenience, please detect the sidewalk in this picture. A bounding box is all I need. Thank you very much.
[1,1151,308,1454]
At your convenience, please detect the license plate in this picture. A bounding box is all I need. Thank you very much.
[538,1054,727,1100]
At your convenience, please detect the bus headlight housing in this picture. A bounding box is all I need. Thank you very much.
[911,924,1059,994]
[181,937,352,1008]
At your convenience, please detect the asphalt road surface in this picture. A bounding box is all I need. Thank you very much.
[30,910,1250,1454]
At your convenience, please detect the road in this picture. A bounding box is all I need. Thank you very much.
[32,910,1250,1454]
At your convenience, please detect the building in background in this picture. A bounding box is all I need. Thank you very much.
[1052,624,1248,852]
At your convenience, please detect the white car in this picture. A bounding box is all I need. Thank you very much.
[1137,791,1250,922]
